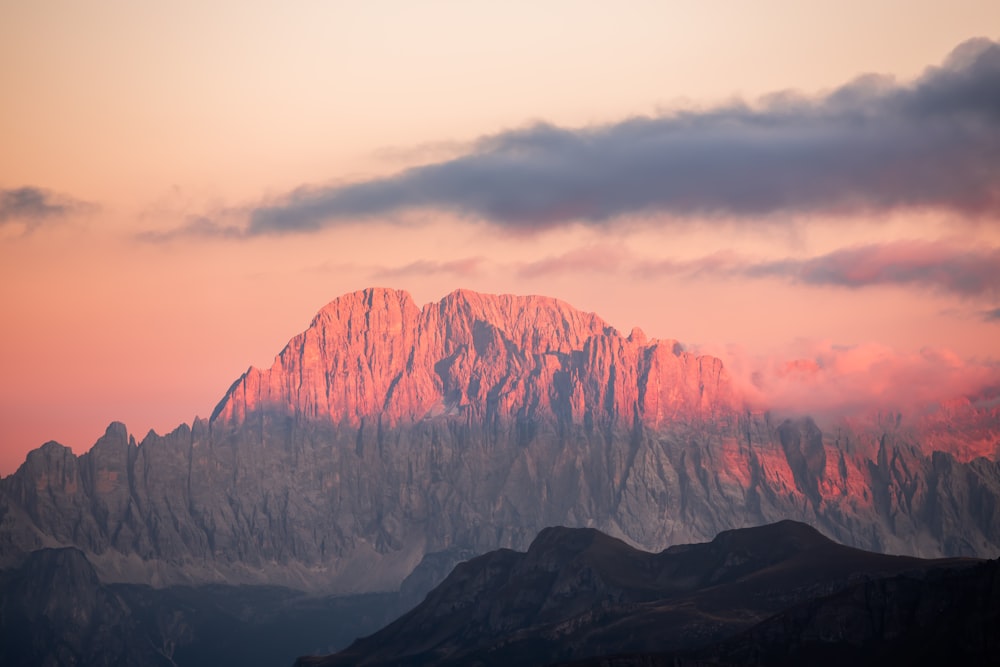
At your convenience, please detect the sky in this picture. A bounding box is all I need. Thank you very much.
[1,1,999,475]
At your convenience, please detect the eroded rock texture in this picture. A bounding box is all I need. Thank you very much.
[1,288,998,591]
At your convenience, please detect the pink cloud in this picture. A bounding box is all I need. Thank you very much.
[748,241,1000,297]
[711,340,1000,418]
[515,239,1000,301]
[517,245,629,278]
[372,257,485,279]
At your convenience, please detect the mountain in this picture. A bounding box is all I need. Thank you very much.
[0,547,407,667]
[1,287,998,594]
[0,547,170,667]
[297,521,986,667]
[696,556,1000,667]
[210,288,733,429]
[554,562,1000,667]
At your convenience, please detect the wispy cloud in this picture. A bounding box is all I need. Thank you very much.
[371,257,485,279]
[745,242,1000,297]
[134,216,243,242]
[530,240,999,299]
[983,307,1000,322]
[0,186,94,231]
[518,245,629,278]
[713,341,1000,418]
[232,37,1000,236]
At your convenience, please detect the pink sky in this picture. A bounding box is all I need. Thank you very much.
[1,2,999,475]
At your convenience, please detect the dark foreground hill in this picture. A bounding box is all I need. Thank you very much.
[557,559,1000,667]
[300,520,987,667]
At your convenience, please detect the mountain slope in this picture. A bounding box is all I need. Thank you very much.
[0,548,171,667]
[0,547,408,667]
[0,288,998,593]
[556,559,1000,667]
[299,521,979,667]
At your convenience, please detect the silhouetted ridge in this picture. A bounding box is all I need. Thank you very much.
[709,519,832,553]
[302,521,968,667]
[524,526,631,560]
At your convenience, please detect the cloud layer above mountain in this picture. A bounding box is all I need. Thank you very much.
[518,240,1000,300]
[239,37,1000,236]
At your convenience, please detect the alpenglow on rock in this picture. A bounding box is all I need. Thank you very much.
[1,288,998,592]
[211,288,734,428]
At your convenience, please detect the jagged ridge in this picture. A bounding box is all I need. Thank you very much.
[211,287,734,429]
[0,288,998,593]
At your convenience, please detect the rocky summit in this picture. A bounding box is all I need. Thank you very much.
[1,288,998,593]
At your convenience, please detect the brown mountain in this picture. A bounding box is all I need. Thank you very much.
[0,287,998,593]
[297,521,983,667]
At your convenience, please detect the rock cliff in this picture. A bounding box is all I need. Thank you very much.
[0,288,998,592]
[211,288,734,429]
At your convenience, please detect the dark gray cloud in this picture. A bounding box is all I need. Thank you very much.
[0,186,92,229]
[242,37,1000,236]
[983,307,1000,322]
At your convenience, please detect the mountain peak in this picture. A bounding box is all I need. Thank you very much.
[210,287,737,428]
[312,286,416,320]
[710,519,832,550]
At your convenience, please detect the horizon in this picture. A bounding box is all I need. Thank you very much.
[3,2,1000,475]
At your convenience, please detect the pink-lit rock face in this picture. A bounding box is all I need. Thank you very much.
[212,288,739,430]
[1,288,998,594]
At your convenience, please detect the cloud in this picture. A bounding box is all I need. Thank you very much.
[745,241,1000,297]
[238,37,1000,236]
[0,186,93,230]
[134,216,243,242]
[531,240,999,299]
[983,307,1000,322]
[371,257,485,279]
[713,341,1000,418]
[518,245,629,278]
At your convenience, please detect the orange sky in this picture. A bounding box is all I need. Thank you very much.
[2,2,999,475]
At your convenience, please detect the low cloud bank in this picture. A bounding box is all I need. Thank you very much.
[714,341,1000,418]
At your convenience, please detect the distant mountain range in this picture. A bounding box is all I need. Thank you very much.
[0,545,407,667]
[4,522,994,667]
[1,287,998,596]
[1,287,999,665]
[300,520,996,667]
